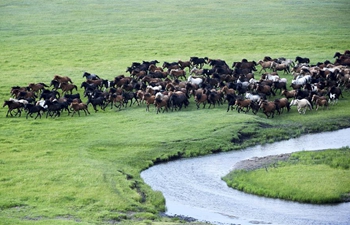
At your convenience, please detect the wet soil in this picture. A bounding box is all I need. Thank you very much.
[232,153,291,171]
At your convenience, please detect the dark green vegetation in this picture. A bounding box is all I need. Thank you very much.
[1,0,350,224]
[223,148,350,204]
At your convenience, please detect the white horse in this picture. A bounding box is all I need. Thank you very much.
[245,92,261,102]
[187,75,203,86]
[263,73,280,82]
[290,99,312,114]
[291,75,311,86]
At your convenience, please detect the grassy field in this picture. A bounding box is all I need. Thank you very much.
[223,148,350,204]
[1,0,350,224]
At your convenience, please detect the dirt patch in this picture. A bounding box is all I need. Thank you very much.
[233,153,291,171]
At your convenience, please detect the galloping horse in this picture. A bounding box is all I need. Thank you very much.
[53,75,73,84]
[3,99,24,117]
[290,99,312,114]
[187,75,203,86]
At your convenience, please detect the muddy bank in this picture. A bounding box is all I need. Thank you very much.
[232,153,291,171]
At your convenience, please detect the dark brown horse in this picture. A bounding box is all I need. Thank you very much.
[28,83,48,93]
[169,69,186,80]
[259,100,278,118]
[70,102,90,117]
[3,99,23,117]
[58,82,78,95]
[195,92,208,109]
[53,75,73,84]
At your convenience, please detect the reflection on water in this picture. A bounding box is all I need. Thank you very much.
[141,128,350,225]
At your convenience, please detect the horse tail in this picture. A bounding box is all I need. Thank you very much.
[307,100,312,110]
[74,85,78,91]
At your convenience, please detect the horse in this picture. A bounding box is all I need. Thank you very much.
[315,98,329,110]
[178,60,192,72]
[274,98,290,114]
[272,81,287,94]
[259,100,278,118]
[107,93,124,109]
[3,99,24,117]
[190,57,208,69]
[245,92,261,102]
[188,75,203,86]
[207,89,223,108]
[169,69,187,80]
[235,98,251,113]
[58,82,78,95]
[272,62,290,74]
[86,96,107,112]
[83,72,100,80]
[27,83,48,94]
[257,60,274,73]
[169,91,189,111]
[195,92,208,109]
[295,56,310,64]
[261,73,280,82]
[148,64,164,73]
[53,75,73,84]
[255,84,275,97]
[24,103,45,119]
[291,75,311,86]
[154,94,170,114]
[290,99,312,114]
[142,93,156,111]
[86,79,104,90]
[70,102,90,117]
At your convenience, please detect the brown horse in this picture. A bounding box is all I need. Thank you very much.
[70,102,90,117]
[259,100,277,118]
[154,94,169,114]
[3,99,24,117]
[58,82,78,95]
[255,84,276,96]
[53,75,73,84]
[169,69,187,80]
[142,93,156,112]
[195,92,208,109]
[235,98,251,113]
[148,64,164,73]
[315,98,329,110]
[274,98,290,114]
[257,60,274,73]
[28,83,48,93]
[178,60,192,72]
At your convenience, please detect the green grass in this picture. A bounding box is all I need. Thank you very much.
[223,148,350,203]
[1,0,350,224]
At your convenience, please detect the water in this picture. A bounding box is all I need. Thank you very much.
[141,128,350,225]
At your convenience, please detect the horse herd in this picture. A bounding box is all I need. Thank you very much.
[3,50,350,119]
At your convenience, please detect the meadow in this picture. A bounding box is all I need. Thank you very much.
[223,147,350,204]
[1,0,350,224]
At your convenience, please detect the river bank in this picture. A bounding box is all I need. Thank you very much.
[232,153,291,171]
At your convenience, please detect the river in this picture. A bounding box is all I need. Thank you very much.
[141,128,350,225]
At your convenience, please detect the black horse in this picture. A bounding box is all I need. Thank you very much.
[83,72,100,80]
[295,56,310,64]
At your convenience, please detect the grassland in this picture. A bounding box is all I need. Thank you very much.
[1,0,350,224]
[223,148,350,204]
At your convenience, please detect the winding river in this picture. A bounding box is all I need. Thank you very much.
[141,128,350,225]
